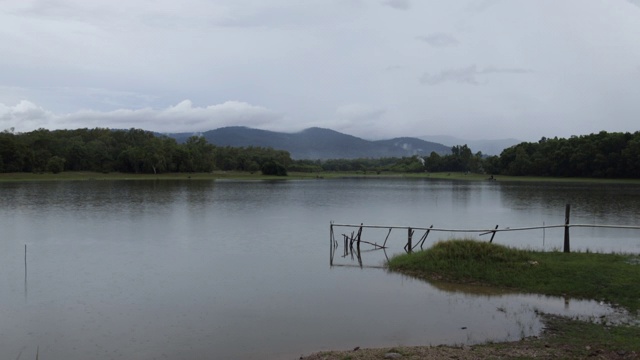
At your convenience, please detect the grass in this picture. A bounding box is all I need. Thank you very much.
[375,239,640,359]
[478,314,640,358]
[0,171,314,181]
[387,239,640,313]
[3,170,640,184]
[303,314,640,359]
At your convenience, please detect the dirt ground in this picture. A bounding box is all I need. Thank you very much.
[299,336,638,360]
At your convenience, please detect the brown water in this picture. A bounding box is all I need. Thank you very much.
[0,178,638,359]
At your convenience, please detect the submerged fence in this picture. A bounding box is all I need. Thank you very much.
[330,204,640,267]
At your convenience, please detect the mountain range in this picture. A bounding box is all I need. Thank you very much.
[163,126,517,160]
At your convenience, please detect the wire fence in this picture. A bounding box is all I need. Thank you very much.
[329,204,640,267]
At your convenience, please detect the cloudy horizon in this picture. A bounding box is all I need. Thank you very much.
[2,0,640,141]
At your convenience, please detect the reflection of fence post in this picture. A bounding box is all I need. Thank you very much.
[564,204,571,253]
[356,224,362,253]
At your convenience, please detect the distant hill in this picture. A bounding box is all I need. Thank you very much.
[163,126,451,160]
[419,135,521,155]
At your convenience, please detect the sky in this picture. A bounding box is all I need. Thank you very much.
[1,0,640,141]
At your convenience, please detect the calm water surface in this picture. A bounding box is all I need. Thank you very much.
[1,178,639,359]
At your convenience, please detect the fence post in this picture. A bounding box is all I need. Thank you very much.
[489,225,499,243]
[329,223,334,266]
[564,204,571,253]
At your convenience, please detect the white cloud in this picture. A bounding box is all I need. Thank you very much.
[0,100,281,133]
[0,100,55,131]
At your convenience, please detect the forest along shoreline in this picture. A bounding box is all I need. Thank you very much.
[301,240,640,360]
[2,128,640,179]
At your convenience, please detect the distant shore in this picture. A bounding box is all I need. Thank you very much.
[1,171,640,184]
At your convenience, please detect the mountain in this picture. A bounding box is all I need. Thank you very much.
[164,126,451,160]
[419,135,521,156]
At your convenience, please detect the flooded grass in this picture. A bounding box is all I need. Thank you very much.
[302,314,640,359]
[305,240,640,359]
[387,239,640,313]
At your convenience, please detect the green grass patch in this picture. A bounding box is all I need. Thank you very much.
[388,239,640,313]
[0,171,323,182]
[3,171,640,184]
[303,314,640,359]
[477,314,640,358]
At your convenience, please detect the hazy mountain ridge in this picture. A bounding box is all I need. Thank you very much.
[162,127,520,159]
[164,126,452,160]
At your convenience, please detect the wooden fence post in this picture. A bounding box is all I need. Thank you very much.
[489,225,499,243]
[329,223,334,266]
[564,204,571,253]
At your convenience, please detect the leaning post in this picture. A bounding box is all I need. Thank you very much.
[564,204,571,253]
[329,222,333,266]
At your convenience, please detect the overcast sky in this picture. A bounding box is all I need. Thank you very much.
[1,0,640,141]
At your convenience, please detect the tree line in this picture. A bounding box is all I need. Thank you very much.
[1,128,638,179]
[493,131,640,178]
[291,131,640,179]
[0,128,291,175]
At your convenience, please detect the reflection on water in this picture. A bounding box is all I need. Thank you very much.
[1,178,639,359]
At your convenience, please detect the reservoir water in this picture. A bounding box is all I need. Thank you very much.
[1,178,639,359]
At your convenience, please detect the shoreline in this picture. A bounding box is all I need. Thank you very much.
[299,313,639,360]
[1,170,639,184]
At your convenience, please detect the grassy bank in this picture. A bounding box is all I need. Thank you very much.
[301,314,640,359]
[2,170,640,184]
[302,240,640,359]
[387,239,640,313]
[0,171,322,181]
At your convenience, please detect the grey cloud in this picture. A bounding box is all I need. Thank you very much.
[384,65,404,71]
[420,65,533,85]
[466,0,503,13]
[382,0,410,10]
[416,33,459,47]
[336,103,386,121]
[482,66,533,74]
[628,0,640,7]
[420,65,481,85]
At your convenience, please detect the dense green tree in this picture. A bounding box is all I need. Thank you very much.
[424,152,442,172]
[46,156,66,174]
[261,160,287,176]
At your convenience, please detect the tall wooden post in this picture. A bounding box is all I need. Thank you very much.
[407,227,413,253]
[489,225,499,243]
[329,223,334,266]
[564,204,571,253]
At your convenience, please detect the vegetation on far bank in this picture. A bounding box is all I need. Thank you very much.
[388,239,640,313]
[3,170,640,185]
[2,127,640,180]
